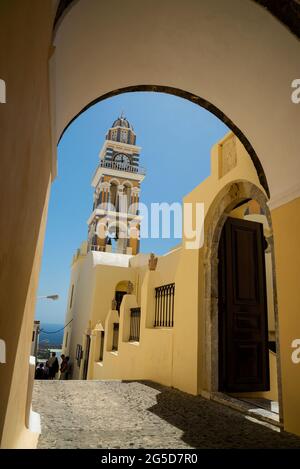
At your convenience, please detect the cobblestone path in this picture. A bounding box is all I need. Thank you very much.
[33,380,300,449]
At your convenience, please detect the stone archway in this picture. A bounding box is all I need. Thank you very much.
[51,0,300,207]
[202,180,283,421]
[54,0,300,40]
[57,84,270,198]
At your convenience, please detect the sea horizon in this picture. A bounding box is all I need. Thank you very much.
[39,322,64,348]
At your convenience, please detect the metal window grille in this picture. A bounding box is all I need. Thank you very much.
[154,283,175,327]
[129,307,141,341]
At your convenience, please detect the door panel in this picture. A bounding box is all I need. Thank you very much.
[82,335,90,380]
[218,217,270,392]
[233,228,258,302]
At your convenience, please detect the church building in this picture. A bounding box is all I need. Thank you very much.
[62,120,280,427]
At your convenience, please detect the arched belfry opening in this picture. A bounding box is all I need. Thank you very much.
[109,181,119,209]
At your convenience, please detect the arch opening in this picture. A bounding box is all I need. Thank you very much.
[54,0,300,40]
[58,85,270,198]
[202,180,283,422]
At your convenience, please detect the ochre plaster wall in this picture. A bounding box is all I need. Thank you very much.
[272,197,300,435]
[0,0,54,448]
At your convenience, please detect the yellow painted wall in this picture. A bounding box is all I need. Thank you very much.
[92,288,174,386]
[272,197,300,435]
[172,247,200,394]
[0,0,55,448]
[87,134,270,398]
[90,250,181,385]
[183,134,263,221]
[62,252,95,379]
[91,264,135,327]
[72,133,277,396]
[182,134,266,394]
[62,250,135,379]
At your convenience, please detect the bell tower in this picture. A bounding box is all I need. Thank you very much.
[87,114,145,255]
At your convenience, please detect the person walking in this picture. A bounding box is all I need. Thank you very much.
[65,356,72,380]
[59,354,68,380]
[48,352,59,379]
[35,363,44,379]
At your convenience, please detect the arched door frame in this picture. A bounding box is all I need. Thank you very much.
[202,179,283,422]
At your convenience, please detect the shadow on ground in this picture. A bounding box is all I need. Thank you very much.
[132,380,300,449]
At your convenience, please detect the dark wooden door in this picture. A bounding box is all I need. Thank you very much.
[82,335,91,380]
[218,217,270,392]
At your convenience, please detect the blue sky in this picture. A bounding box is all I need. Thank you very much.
[35,92,228,324]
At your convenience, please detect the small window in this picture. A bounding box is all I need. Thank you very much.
[112,323,119,351]
[69,285,74,309]
[99,331,105,361]
[75,344,82,367]
[120,130,127,143]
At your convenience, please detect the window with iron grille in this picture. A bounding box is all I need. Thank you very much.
[129,307,141,341]
[154,283,175,327]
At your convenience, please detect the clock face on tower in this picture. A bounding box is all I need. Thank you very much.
[114,153,130,168]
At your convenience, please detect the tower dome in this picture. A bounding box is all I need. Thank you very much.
[111,115,133,130]
[106,113,136,145]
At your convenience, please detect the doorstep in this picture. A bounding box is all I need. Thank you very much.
[208,391,282,429]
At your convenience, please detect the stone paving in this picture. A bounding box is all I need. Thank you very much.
[33,380,300,449]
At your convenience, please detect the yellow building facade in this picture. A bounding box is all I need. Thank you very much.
[63,131,280,413]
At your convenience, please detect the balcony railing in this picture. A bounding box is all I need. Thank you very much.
[94,159,146,178]
[129,307,141,341]
[90,245,130,255]
[154,283,175,327]
[90,245,106,252]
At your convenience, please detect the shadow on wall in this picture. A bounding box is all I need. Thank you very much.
[122,381,300,449]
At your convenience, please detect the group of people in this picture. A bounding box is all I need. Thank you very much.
[35,352,71,380]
